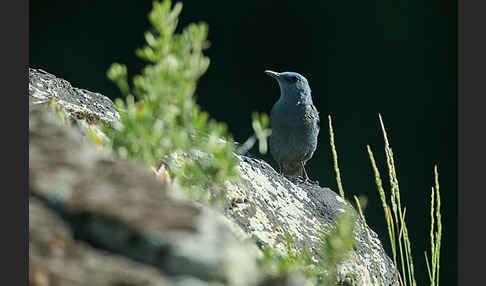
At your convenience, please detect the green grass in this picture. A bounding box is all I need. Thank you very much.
[328,114,442,286]
[424,165,442,286]
[328,115,345,199]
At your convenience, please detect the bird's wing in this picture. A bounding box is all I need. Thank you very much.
[311,104,320,131]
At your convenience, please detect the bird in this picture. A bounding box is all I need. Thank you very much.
[264,70,320,181]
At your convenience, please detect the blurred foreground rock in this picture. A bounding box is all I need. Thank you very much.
[29,102,260,286]
[29,69,397,286]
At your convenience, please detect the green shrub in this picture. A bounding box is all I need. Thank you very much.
[103,0,239,202]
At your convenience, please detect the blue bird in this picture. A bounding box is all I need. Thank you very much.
[265,70,320,181]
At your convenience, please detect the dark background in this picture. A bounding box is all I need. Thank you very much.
[30,0,457,285]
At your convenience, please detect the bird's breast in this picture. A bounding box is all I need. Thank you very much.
[269,100,319,162]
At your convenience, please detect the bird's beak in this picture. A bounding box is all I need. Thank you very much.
[264,70,280,80]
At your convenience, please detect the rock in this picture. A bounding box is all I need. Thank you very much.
[29,102,260,286]
[29,196,173,286]
[29,68,398,286]
[29,68,120,124]
[224,155,398,285]
[258,273,311,286]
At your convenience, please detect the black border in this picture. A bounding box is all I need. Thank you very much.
[458,1,486,285]
[3,0,28,284]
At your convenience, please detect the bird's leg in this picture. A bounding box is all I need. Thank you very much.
[278,163,283,175]
[301,162,319,185]
[301,162,309,181]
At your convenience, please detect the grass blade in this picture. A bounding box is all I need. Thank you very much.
[328,115,345,198]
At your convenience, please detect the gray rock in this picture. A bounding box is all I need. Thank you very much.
[223,155,398,286]
[29,67,120,124]
[30,196,172,286]
[29,102,260,286]
[258,273,311,286]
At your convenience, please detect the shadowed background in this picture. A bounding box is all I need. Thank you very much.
[30,0,457,284]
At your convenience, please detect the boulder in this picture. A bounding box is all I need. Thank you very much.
[225,156,397,285]
[29,100,259,286]
[29,68,398,286]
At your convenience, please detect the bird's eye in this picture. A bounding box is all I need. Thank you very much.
[287,76,299,83]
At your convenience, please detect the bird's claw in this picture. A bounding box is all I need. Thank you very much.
[304,178,320,186]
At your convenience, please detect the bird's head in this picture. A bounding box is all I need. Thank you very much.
[264,70,311,101]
